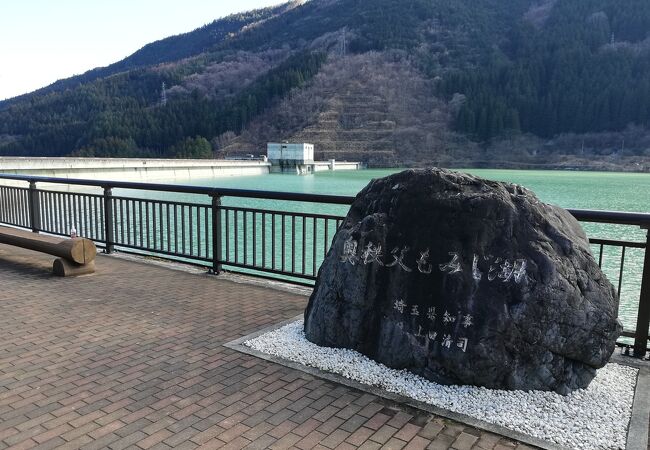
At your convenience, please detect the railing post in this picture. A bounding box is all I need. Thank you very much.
[633,228,650,357]
[28,181,41,233]
[103,186,115,254]
[211,194,223,275]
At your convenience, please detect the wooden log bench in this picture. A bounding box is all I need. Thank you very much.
[0,226,96,276]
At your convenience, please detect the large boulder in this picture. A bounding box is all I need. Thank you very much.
[304,168,622,394]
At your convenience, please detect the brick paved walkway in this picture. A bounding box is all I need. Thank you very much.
[0,244,535,450]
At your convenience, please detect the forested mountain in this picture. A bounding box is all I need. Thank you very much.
[1,0,649,170]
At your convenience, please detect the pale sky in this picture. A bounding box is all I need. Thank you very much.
[0,0,284,101]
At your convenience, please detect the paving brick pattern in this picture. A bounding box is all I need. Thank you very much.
[0,244,539,449]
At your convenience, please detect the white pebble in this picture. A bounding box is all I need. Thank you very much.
[245,320,637,450]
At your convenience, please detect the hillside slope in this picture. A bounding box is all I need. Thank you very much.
[1,0,649,170]
[225,52,472,167]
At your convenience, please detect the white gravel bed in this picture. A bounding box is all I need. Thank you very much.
[244,320,637,450]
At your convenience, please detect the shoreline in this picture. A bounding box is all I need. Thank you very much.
[372,160,650,173]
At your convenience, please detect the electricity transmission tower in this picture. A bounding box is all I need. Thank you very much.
[160,82,167,106]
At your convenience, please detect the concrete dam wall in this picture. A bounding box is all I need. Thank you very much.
[0,157,271,183]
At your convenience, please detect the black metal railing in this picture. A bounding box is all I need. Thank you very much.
[0,173,648,357]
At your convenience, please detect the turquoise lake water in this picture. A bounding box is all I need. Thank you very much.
[172,168,649,218]
[135,168,649,337]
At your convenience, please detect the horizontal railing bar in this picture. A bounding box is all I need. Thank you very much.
[620,329,641,339]
[35,189,104,200]
[0,173,356,205]
[589,238,646,249]
[218,259,318,281]
[101,245,316,284]
[111,195,206,209]
[567,208,650,227]
[105,245,317,283]
[220,205,346,222]
[111,248,212,270]
[0,186,29,192]
[220,267,316,288]
[113,243,213,263]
